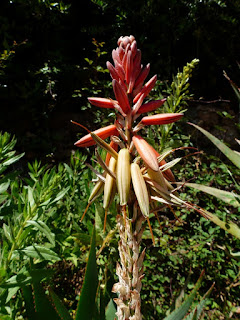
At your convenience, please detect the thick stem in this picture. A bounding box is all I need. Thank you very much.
[113,203,145,320]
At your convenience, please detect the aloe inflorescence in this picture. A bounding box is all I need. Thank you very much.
[74,35,185,320]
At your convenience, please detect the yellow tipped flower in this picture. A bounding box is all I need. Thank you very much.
[131,163,149,218]
[116,148,131,205]
[147,168,168,192]
[103,157,117,210]
[88,180,104,203]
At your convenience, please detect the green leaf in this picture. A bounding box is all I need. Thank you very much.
[183,283,214,320]
[27,186,35,207]
[2,223,13,243]
[0,269,54,288]
[73,232,103,246]
[196,207,240,239]
[0,273,32,289]
[0,314,12,320]
[22,285,36,319]
[49,288,73,320]
[16,245,60,262]
[163,271,204,320]
[75,226,98,320]
[105,299,117,320]
[182,183,240,208]
[5,286,20,303]
[46,186,70,206]
[2,153,25,167]
[0,180,10,193]
[32,281,61,320]
[172,195,240,239]
[26,220,55,246]
[189,123,240,169]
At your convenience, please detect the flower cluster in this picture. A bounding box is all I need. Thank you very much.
[74,35,184,320]
[75,35,183,215]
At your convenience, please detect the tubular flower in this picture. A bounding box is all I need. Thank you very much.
[74,35,185,320]
[74,124,119,148]
[88,97,117,109]
[141,113,183,126]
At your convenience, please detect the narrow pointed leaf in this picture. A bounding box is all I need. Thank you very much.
[189,123,240,169]
[0,180,10,193]
[176,197,240,239]
[22,285,35,319]
[75,227,98,320]
[26,220,55,246]
[183,283,214,320]
[163,271,204,320]
[2,153,25,167]
[182,183,240,208]
[49,288,73,320]
[32,281,61,319]
[90,133,118,160]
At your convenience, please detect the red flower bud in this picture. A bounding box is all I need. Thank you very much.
[134,63,150,88]
[141,113,183,126]
[112,79,131,114]
[133,74,157,104]
[146,143,176,182]
[107,61,120,81]
[132,135,159,171]
[88,97,117,109]
[75,124,119,148]
[137,99,166,114]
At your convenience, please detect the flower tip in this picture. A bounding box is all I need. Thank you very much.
[74,140,82,147]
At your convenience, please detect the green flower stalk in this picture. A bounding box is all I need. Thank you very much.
[74,35,184,320]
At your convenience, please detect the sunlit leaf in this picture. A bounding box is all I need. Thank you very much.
[189,123,240,169]
[16,245,60,262]
[181,183,240,208]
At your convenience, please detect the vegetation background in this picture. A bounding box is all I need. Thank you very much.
[0,0,240,319]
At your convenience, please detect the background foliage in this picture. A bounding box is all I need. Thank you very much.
[0,0,240,319]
